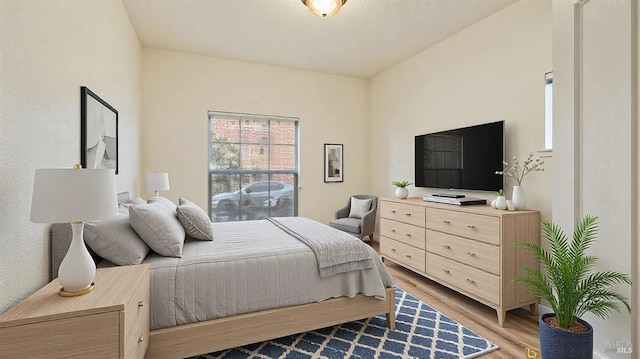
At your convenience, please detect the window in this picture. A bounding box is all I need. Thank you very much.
[544,71,553,150]
[208,111,298,222]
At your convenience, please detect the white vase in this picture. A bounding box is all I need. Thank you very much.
[395,187,409,199]
[495,196,507,210]
[512,185,526,210]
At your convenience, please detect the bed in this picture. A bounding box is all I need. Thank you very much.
[50,194,396,359]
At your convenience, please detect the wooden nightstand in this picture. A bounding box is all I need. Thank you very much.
[0,264,150,359]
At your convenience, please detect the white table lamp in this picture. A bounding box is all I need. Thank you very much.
[145,172,170,196]
[30,166,117,296]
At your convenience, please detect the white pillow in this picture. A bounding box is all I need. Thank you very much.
[84,213,150,265]
[176,198,214,241]
[129,203,185,257]
[349,197,372,219]
[147,196,177,214]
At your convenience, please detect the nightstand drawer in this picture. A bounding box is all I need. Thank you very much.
[0,311,120,359]
[381,237,425,272]
[380,218,425,249]
[426,208,500,245]
[426,230,500,275]
[426,253,499,304]
[124,269,150,359]
[380,201,425,227]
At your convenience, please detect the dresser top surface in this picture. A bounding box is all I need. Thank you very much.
[381,197,539,217]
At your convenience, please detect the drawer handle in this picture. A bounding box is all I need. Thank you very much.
[405,254,412,258]
[391,248,396,252]
[138,336,145,343]
[466,224,475,228]
[391,210,396,213]
[442,220,450,224]
[442,244,451,249]
[138,301,145,307]
[466,252,476,256]
[442,268,450,273]
[405,233,412,237]
[391,228,396,232]
[465,278,476,283]
[405,213,411,216]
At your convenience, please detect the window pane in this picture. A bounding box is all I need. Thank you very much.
[270,144,296,171]
[212,116,240,142]
[544,72,553,150]
[210,143,240,170]
[241,118,269,144]
[271,120,296,145]
[266,174,295,217]
[210,173,240,222]
[240,144,269,170]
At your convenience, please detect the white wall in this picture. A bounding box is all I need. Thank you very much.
[553,0,636,357]
[140,48,369,224]
[368,0,552,223]
[0,0,141,313]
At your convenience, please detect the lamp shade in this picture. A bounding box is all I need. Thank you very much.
[145,172,170,192]
[302,0,347,17]
[30,168,118,223]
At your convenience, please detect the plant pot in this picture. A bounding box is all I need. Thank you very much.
[539,313,593,359]
[395,187,408,199]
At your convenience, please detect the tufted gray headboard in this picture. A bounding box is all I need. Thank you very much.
[50,191,131,280]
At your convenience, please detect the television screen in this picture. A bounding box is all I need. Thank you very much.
[414,120,504,192]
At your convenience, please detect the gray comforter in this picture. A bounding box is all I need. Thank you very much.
[143,218,394,330]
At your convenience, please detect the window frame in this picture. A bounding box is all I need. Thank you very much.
[207,111,299,221]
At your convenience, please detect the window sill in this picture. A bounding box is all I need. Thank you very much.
[537,149,553,158]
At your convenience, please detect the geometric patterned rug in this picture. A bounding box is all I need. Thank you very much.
[188,286,498,359]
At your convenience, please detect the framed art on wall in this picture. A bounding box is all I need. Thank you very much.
[81,86,118,174]
[324,144,343,183]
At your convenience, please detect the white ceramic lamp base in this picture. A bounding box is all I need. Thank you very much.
[58,222,96,296]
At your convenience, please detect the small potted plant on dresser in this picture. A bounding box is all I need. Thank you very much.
[391,181,412,199]
[513,215,632,359]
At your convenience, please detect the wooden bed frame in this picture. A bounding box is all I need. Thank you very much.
[145,286,396,359]
[50,193,396,359]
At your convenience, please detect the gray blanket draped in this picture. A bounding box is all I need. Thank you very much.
[267,217,374,278]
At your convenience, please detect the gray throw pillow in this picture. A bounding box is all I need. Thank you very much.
[129,203,185,257]
[84,213,150,265]
[349,197,372,219]
[176,198,214,241]
[147,196,177,214]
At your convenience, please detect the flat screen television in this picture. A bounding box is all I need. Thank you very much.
[414,120,504,192]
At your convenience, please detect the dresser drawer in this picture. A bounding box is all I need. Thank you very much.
[381,237,425,272]
[426,208,500,245]
[426,230,500,275]
[380,201,425,227]
[380,218,425,249]
[124,270,150,359]
[426,253,499,305]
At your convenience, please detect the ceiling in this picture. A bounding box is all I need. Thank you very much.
[122,0,519,78]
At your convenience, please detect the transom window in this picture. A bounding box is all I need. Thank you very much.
[208,111,298,222]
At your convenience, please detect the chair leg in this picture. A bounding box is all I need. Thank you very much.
[368,233,374,244]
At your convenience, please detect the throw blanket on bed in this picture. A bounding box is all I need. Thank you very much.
[267,217,373,278]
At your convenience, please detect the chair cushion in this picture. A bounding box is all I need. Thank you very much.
[348,197,372,219]
[329,217,362,234]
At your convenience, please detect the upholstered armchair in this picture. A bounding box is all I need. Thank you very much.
[329,195,378,242]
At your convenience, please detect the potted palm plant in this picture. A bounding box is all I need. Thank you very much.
[514,215,632,359]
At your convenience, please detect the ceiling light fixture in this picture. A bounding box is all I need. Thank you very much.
[301,0,348,18]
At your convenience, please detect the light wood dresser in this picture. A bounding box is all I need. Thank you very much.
[379,197,540,326]
[0,264,150,359]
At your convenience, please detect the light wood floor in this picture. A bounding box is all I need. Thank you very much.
[373,242,540,358]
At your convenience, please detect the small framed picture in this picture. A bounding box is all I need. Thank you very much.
[81,87,118,174]
[324,144,343,183]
